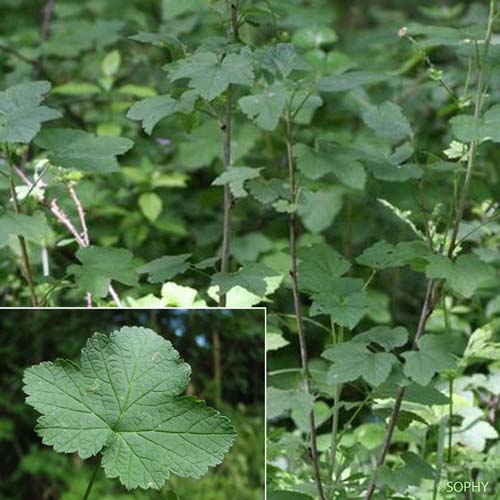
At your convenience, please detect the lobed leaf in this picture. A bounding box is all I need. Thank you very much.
[23,326,236,489]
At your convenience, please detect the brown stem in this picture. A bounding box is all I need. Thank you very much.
[34,0,56,79]
[285,109,326,500]
[212,326,222,407]
[363,282,436,499]
[218,1,238,306]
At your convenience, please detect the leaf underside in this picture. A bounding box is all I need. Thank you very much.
[23,326,236,490]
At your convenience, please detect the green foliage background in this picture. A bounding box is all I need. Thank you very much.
[0,308,265,500]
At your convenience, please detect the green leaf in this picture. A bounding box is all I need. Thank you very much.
[451,105,500,143]
[294,143,366,188]
[267,491,313,500]
[354,326,409,350]
[318,71,388,93]
[139,192,163,222]
[425,254,492,298]
[298,187,344,233]
[310,291,369,329]
[162,0,210,19]
[293,143,331,180]
[232,232,273,263]
[292,25,338,49]
[0,81,61,144]
[299,244,350,293]
[238,83,286,131]
[377,451,434,492]
[211,263,281,297]
[356,240,431,270]
[212,167,262,198]
[363,101,413,143]
[129,31,185,59]
[323,341,397,386]
[267,387,314,420]
[169,51,254,101]
[259,43,297,78]
[248,178,286,204]
[402,335,456,386]
[68,246,139,297]
[23,326,235,489]
[102,50,121,77]
[0,211,50,247]
[137,254,191,284]
[127,95,178,135]
[35,129,134,173]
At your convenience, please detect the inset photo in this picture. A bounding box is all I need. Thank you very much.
[0,308,265,500]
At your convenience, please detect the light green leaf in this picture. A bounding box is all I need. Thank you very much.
[452,407,498,452]
[68,246,139,297]
[402,335,456,386]
[451,104,500,143]
[139,192,163,222]
[462,320,500,363]
[323,341,397,386]
[238,83,286,131]
[425,254,492,298]
[137,254,191,284]
[23,326,235,489]
[299,244,350,293]
[127,95,178,135]
[292,25,338,49]
[169,51,254,101]
[298,187,344,233]
[0,211,50,247]
[212,167,262,198]
[267,332,289,352]
[129,32,185,59]
[0,81,61,144]
[161,282,206,307]
[354,326,409,350]
[318,71,388,93]
[363,101,413,143]
[35,128,134,173]
[211,263,281,297]
[102,50,121,77]
[53,82,101,96]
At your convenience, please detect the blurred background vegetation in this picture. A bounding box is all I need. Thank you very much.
[0,308,265,500]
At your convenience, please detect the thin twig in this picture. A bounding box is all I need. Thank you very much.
[0,44,37,65]
[218,0,238,306]
[15,167,121,307]
[284,107,326,500]
[68,184,89,246]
